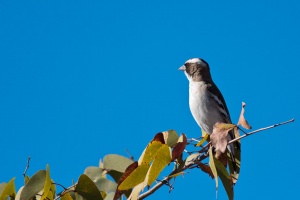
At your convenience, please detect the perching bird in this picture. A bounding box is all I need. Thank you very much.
[179,58,240,180]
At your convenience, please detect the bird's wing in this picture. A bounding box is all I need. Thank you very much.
[207,82,241,183]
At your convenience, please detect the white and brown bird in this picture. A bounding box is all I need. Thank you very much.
[179,58,240,181]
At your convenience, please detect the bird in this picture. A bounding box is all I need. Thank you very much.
[179,58,240,180]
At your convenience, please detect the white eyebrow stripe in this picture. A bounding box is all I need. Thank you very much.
[185,58,202,64]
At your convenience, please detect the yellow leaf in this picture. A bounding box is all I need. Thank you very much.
[0,178,16,199]
[118,163,150,190]
[147,144,172,185]
[141,141,163,164]
[41,165,52,200]
[168,172,185,178]
[61,193,73,200]
[195,133,209,147]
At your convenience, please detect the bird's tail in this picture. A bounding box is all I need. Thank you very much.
[227,128,241,184]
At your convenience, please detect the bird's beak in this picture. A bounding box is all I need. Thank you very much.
[178,65,186,71]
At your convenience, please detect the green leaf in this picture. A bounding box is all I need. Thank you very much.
[148,144,172,185]
[209,147,218,194]
[215,158,234,200]
[95,178,117,192]
[0,178,16,199]
[103,154,133,173]
[84,166,103,182]
[41,165,52,200]
[118,163,150,190]
[76,174,103,200]
[21,170,46,200]
[107,170,123,183]
[163,130,179,147]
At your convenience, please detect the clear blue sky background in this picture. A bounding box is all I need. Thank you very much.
[1,1,299,199]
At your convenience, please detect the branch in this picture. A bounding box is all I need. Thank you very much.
[23,156,31,178]
[139,161,196,200]
[229,118,294,144]
[54,183,77,200]
[138,118,294,199]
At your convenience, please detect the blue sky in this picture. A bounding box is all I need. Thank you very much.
[1,1,299,199]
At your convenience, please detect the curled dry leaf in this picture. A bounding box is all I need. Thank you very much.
[238,102,252,129]
[210,123,236,154]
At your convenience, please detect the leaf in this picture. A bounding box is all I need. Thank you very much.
[197,161,214,178]
[21,170,46,200]
[41,164,52,200]
[103,154,134,173]
[139,141,163,164]
[95,178,118,192]
[152,132,165,144]
[209,147,218,195]
[84,166,104,182]
[15,186,24,200]
[195,133,209,147]
[75,174,103,200]
[113,162,138,200]
[118,163,150,190]
[24,175,30,185]
[214,158,234,200]
[0,182,6,195]
[167,172,185,178]
[148,144,172,185]
[210,123,236,155]
[106,170,124,183]
[0,178,16,199]
[104,192,115,200]
[127,182,145,200]
[50,178,56,199]
[238,102,252,129]
[171,134,187,162]
[162,130,179,147]
[61,193,74,200]
[184,153,199,166]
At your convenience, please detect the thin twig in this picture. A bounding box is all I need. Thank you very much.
[54,183,77,200]
[23,156,31,178]
[125,148,134,161]
[229,118,294,144]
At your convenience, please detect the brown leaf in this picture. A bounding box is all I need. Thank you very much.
[171,134,187,162]
[113,162,138,200]
[152,132,165,144]
[197,161,214,178]
[210,123,236,154]
[238,102,252,129]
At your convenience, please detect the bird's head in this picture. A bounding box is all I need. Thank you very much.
[179,58,212,82]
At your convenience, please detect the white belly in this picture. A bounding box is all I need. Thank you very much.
[189,82,224,134]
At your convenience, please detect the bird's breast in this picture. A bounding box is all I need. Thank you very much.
[188,81,223,134]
